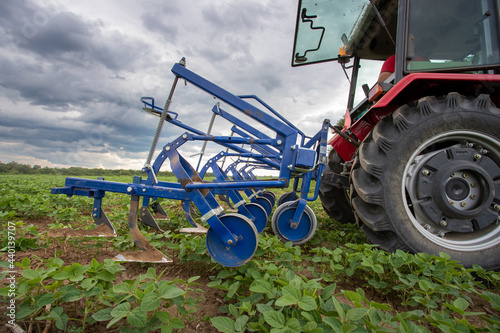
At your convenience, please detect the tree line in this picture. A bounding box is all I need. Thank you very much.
[0,161,176,177]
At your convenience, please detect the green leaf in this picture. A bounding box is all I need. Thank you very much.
[343,290,362,304]
[95,270,115,281]
[92,308,113,322]
[332,297,345,321]
[210,317,235,333]
[323,316,341,330]
[282,285,301,301]
[156,311,171,323]
[298,296,317,311]
[146,267,157,280]
[22,269,40,280]
[263,311,285,328]
[52,271,72,280]
[110,302,131,321]
[284,317,301,332]
[275,295,298,307]
[113,282,131,294]
[159,285,185,299]
[453,298,469,311]
[302,321,318,332]
[34,293,56,310]
[370,301,392,311]
[127,307,148,328]
[250,280,273,294]
[16,306,34,320]
[345,308,368,321]
[170,318,185,329]
[141,292,161,312]
[59,286,83,302]
[188,276,201,284]
[50,307,68,330]
[257,303,274,314]
[322,284,337,299]
[81,278,97,290]
[418,280,431,293]
[235,315,249,332]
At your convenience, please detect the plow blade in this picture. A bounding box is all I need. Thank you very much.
[115,195,172,263]
[92,208,117,237]
[179,222,208,234]
[152,202,170,219]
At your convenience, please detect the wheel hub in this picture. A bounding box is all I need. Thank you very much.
[415,147,499,232]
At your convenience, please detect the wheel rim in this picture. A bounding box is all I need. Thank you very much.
[261,192,276,208]
[277,192,298,206]
[403,130,500,251]
[255,196,272,217]
[206,214,258,267]
[271,203,317,245]
[242,203,268,233]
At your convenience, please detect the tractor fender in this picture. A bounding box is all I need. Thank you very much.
[330,73,500,162]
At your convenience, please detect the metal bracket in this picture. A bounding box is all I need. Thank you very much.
[201,206,224,223]
[322,171,350,189]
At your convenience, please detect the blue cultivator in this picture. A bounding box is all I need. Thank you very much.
[52,58,331,267]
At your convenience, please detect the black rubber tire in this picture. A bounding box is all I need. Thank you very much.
[351,93,500,271]
[319,149,355,223]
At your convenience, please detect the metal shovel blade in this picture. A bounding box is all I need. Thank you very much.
[114,195,172,263]
[179,222,208,234]
[114,249,172,263]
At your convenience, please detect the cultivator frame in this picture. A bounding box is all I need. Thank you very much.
[52,58,331,267]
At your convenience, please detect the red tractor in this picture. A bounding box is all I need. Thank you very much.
[292,0,500,270]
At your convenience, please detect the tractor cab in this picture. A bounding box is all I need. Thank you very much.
[292,0,500,119]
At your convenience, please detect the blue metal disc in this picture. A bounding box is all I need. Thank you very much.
[242,203,268,233]
[255,196,272,217]
[206,213,258,267]
[271,204,317,245]
[261,192,276,208]
[277,192,299,206]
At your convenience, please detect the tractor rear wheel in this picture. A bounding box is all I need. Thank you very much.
[319,149,355,223]
[351,93,500,271]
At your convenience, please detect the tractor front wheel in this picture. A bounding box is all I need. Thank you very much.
[351,93,500,271]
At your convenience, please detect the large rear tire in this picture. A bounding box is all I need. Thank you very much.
[319,149,355,223]
[351,93,500,271]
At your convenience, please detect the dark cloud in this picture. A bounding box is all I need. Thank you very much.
[0,0,356,170]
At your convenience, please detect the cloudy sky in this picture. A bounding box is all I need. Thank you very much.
[0,0,382,171]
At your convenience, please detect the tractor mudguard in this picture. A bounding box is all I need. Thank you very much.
[329,73,500,162]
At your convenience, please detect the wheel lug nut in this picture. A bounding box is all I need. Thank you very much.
[470,195,477,200]
[438,231,446,237]
[440,220,447,226]
[494,205,500,211]
[474,154,482,160]
[450,201,455,205]
[422,169,430,176]
[424,224,432,230]
[462,173,468,178]
[451,173,456,177]
[461,202,467,207]
[471,183,478,188]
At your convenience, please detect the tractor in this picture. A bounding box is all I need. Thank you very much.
[292,0,500,270]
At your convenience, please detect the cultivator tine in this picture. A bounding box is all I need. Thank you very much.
[179,222,208,234]
[139,206,163,231]
[152,202,169,219]
[114,195,172,263]
[91,196,116,237]
[91,208,117,237]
